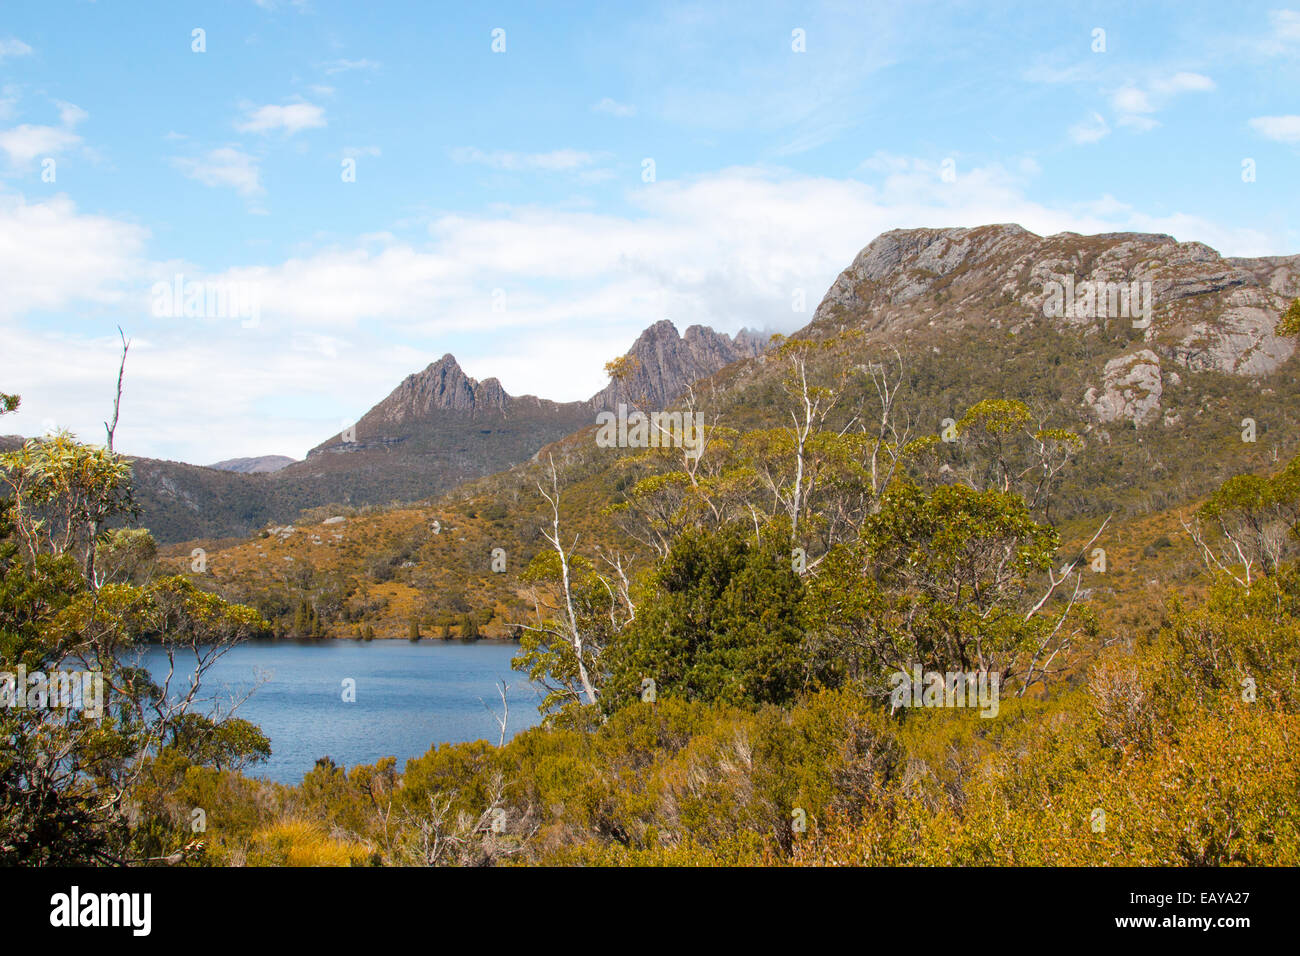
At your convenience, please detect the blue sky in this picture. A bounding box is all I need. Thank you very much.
[1,0,1297,463]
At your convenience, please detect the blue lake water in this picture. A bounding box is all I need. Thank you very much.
[134,639,541,785]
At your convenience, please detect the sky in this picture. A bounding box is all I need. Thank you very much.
[0,0,1297,464]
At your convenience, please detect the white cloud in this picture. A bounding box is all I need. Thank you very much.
[0,192,148,317]
[0,164,1285,462]
[1111,73,1214,131]
[56,101,89,127]
[173,147,263,196]
[1022,61,1096,85]
[1249,114,1300,143]
[0,100,88,167]
[235,101,326,135]
[1260,10,1300,54]
[322,58,380,74]
[0,85,18,121]
[0,37,32,59]
[1151,72,1215,94]
[1069,112,1111,144]
[0,124,80,165]
[592,97,636,118]
[1112,86,1158,129]
[449,147,602,171]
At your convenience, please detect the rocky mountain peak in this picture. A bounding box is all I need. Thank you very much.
[810,223,1298,428]
[591,320,771,411]
[366,353,509,426]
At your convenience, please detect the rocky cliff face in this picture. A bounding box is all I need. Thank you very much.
[125,224,1298,542]
[308,322,773,455]
[590,320,770,411]
[257,319,773,530]
[812,224,1298,427]
[370,354,507,421]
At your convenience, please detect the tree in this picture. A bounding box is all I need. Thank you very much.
[0,385,271,864]
[806,478,1098,695]
[94,527,158,587]
[514,456,632,711]
[1277,297,1300,337]
[0,432,134,586]
[602,522,807,710]
[1185,455,1300,585]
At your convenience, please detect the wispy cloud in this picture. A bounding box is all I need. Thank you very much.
[0,37,33,60]
[173,147,263,196]
[0,100,87,166]
[1112,86,1158,130]
[1249,115,1300,144]
[235,101,326,135]
[1259,9,1300,55]
[0,125,79,166]
[1069,112,1111,144]
[449,147,602,171]
[592,97,636,118]
[1112,72,1214,131]
[56,101,88,127]
[322,58,380,75]
[1151,72,1215,94]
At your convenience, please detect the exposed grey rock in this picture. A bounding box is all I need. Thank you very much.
[1083,350,1164,427]
[208,455,296,474]
[305,320,773,459]
[815,224,1297,383]
[588,320,771,411]
[1171,297,1295,377]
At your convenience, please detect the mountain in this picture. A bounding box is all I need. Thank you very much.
[805,224,1296,429]
[164,224,1300,643]
[590,320,770,409]
[125,321,772,542]
[24,222,1300,554]
[209,456,297,474]
[79,223,1300,550]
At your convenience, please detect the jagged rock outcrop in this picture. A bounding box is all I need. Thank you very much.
[816,225,1295,375]
[360,354,510,425]
[121,224,1299,541]
[225,319,776,534]
[1083,350,1164,427]
[307,323,772,457]
[813,224,1297,429]
[589,320,769,410]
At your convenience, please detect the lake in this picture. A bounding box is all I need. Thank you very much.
[134,639,541,784]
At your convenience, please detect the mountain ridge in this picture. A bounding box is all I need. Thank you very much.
[117,319,773,541]
[155,222,1300,641]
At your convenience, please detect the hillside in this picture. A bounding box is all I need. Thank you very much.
[162,224,1300,647]
[209,456,297,474]
[125,322,769,542]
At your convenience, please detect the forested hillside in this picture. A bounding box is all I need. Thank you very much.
[5,226,1300,867]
